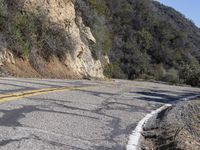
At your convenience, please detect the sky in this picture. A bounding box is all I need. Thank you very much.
[156,0,200,27]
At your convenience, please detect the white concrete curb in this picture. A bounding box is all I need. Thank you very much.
[126,104,172,150]
[126,94,200,150]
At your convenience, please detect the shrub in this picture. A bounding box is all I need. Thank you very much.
[87,0,108,16]
[9,25,30,58]
[6,13,38,58]
[154,63,166,80]
[103,63,113,78]
[179,63,200,86]
[102,29,112,55]
[4,10,73,60]
[162,68,179,84]
[137,29,152,52]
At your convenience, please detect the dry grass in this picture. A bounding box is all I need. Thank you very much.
[5,59,41,78]
[4,57,80,79]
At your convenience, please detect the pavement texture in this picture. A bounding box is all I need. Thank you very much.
[0,78,200,150]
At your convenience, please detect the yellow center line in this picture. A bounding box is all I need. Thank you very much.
[0,81,142,104]
[0,85,105,104]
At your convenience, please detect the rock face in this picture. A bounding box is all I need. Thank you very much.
[1,0,108,78]
[0,34,15,66]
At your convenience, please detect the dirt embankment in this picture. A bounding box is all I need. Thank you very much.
[3,57,79,79]
[141,100,200,150]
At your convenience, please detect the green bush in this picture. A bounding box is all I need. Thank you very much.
[2,9,73,60]
[88,0,108,16]
[179,63,200,86]
[6,13,38,58]
[137,29,152,52]
[102,29,112,55]
[154,63,166,80]
[162,68,179,84]
[10,26,30,58]
[103,63,114,78]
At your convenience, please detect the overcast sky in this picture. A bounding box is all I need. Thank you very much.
[156,0,200,27]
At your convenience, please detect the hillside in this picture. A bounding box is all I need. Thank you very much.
[0,0,109,78]
[0,0,200,86]
[76,0,200,86]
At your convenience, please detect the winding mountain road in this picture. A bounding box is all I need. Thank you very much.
[0,78,199,150]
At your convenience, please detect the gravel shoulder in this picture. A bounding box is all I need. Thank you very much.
[142,100,200,150]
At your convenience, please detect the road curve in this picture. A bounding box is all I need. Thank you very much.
[0,77,199,150]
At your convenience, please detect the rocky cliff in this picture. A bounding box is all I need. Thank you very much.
[0,0,108,78]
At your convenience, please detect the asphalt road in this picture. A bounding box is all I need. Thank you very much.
[0,78,199,150]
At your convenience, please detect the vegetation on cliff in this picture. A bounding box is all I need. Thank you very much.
[76,0,200,86]
[1,0,200,85]
[0,1,72,60]
[0,0,106,78]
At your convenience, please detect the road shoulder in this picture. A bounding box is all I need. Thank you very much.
[141,100,200,150]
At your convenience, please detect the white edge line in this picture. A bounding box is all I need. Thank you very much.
[126,94,200,150]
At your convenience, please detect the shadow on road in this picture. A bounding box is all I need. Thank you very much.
[131,90,200,103]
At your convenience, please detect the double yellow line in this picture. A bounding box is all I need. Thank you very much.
[0,81,141,104]
[0,85,103,104]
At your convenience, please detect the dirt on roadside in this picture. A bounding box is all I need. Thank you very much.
[0,66,11,77]
[141,100,200,150]
[4,58,80,79]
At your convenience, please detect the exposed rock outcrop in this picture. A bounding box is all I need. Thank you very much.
[0,0,108,78]
[0,34,15,66]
